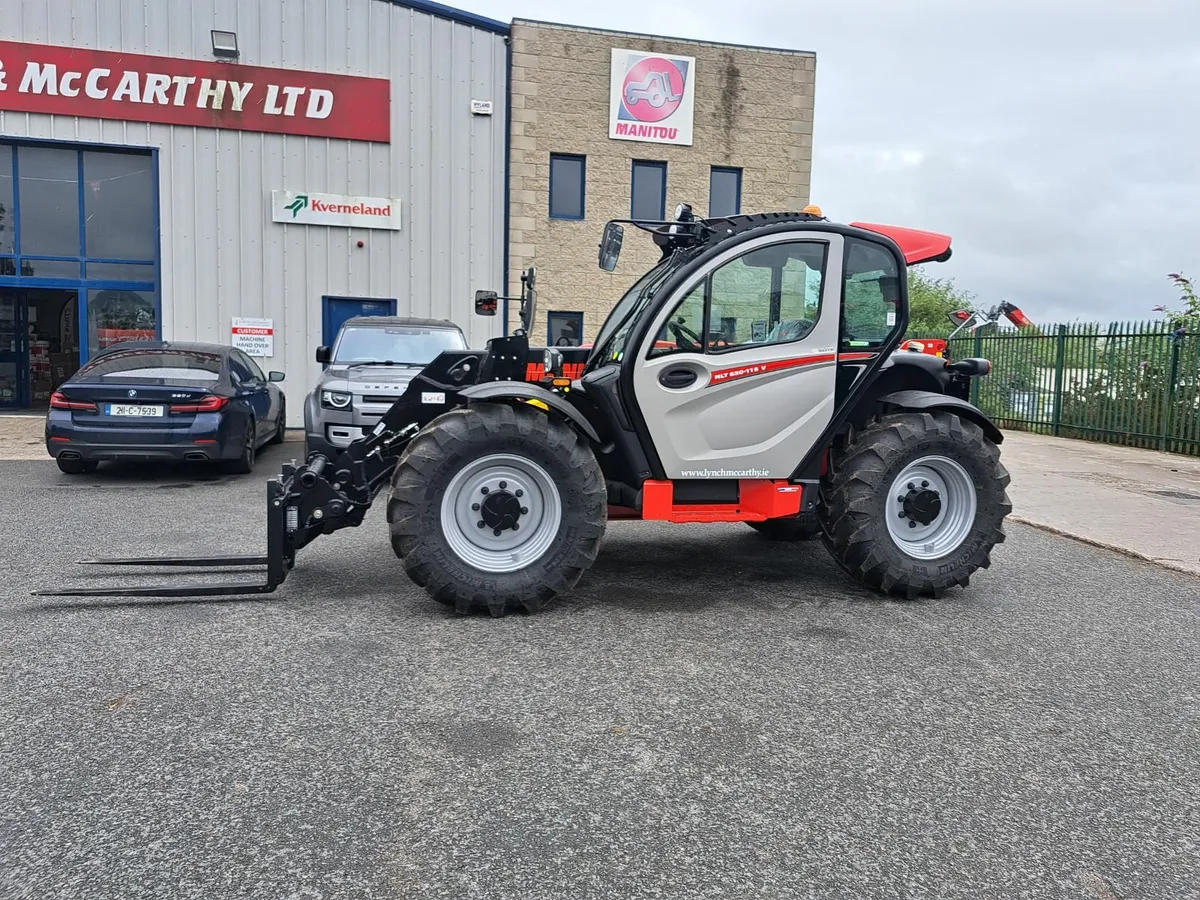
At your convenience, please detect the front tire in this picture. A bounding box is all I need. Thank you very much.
[387,403,607,616]
[269,400,286,445]
[821,411,1011,599]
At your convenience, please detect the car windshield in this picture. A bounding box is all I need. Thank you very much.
[590,249,697,365]
[333,326,466,364]
[77,349,223,382]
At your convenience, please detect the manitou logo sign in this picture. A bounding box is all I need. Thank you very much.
[271,191,402,230]
[609,48,696,146]
[0,39,390,142]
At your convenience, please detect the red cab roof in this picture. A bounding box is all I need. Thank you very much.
[849,222,953,266]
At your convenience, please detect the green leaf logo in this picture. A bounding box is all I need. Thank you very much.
[285,194,309,218]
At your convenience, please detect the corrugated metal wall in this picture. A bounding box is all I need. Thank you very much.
[0,0,509,423]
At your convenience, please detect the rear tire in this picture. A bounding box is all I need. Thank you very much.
[386,403,607,617]
[222,420,257,474]
[821,411,1011,599]
[56,458,98,475]
[746,514,822,542]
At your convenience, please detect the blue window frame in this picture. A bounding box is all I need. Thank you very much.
[631,160,667,221]
[549,153,586,220]
[709,166,743,217]
[547,311,584,347]
[0,138,161,408]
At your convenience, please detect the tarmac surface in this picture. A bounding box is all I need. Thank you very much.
[1,443,1197,900]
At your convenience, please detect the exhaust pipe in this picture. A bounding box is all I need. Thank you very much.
[57,450,82,460]
[184,452,209,461]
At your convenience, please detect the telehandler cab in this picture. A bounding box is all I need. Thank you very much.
[38,205,1012,615]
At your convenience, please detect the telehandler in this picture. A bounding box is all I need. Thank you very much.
[39,205,1012,615]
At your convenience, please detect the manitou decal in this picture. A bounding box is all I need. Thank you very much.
[706,351,879,387]
[0,39,390,142]
[609,48,696,146]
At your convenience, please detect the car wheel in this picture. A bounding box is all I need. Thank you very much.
[269,400,287,445]
[222,420,256,474]
[57,458,99,475]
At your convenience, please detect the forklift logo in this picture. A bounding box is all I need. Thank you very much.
[620,56,687,123]
[610,48,696,146]
[285,194,309,218]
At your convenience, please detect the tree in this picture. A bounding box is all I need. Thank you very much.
[1157,273,1200,334]
[905,268,976,339]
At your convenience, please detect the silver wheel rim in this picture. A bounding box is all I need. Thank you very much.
[440,453,562,574]
[885,455,978,560]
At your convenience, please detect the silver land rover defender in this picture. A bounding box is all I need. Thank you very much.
[304,316,468,458]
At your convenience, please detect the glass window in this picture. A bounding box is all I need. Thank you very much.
[842,238,903,348]
[18,147,81,257]
[0,145,13,255]
[83,151,156,260]
[648,282,706,357]
[709,167,742,218]
[235,349,266,381]
[631,161,666,220]
[228,352,255,384]
[20,258,82,278]
[651,241,827,357]
[79,348,221,381]
[86,289,157,359]
[548,311,583,347]
[332,325,467,364]
[549,154,585,220]
[85,261,155,282]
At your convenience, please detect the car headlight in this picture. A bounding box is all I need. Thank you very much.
[321,390,351,409]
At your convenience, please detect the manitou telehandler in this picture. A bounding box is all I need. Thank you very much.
[39,205,1012,616]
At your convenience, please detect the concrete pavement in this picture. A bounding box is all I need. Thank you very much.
[998,430,1200,576]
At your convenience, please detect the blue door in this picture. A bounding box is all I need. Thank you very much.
[322,297,397,348]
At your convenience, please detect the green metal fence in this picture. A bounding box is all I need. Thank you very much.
[947,321,1200,456]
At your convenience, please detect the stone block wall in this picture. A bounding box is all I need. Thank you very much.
[508,20,816,343]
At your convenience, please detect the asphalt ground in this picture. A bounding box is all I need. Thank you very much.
[1,442,1197,900]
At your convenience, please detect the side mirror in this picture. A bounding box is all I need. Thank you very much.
[543,347,564,377]
[598,222,624,272]
[315,346,331,364]
[268,371,285,382]
[475,290,498,316]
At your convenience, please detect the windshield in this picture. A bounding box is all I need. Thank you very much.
[333,325,466,365]
[590,250,696,365]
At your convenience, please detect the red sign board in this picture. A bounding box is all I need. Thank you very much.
[0,40,390,142]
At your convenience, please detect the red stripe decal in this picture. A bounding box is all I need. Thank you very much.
[708,354,836,386]
[706,351,878,388]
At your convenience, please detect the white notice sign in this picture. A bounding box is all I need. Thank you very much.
[232,317,274,357]
[271,190,402,230]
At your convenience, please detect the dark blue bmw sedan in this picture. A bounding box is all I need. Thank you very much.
[45,341,287,475]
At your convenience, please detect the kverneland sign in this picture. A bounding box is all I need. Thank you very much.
[0,40,391,142]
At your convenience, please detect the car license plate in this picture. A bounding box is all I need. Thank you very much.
[107,404,165,417]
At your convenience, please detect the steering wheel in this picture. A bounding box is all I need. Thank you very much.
[667,318,702,352]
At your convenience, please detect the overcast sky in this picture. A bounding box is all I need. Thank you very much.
[463,0,1199,324]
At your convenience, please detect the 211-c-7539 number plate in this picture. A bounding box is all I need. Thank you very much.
[106,404,165,417]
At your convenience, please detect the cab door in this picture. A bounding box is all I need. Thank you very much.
[630,233,844,479]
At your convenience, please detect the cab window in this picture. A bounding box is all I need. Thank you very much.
[649,241,827,358]
[842,238,903,349]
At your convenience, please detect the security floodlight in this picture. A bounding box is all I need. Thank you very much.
[211,30,239,60]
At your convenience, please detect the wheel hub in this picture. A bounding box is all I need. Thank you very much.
[885,457,978,561]
[479,489,524,534]
[441,455,561,573]
[900,487,942,526]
